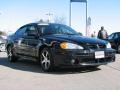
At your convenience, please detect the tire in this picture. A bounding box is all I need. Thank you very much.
[117,45,120,53]
[88,65,99,69]
[7,46,17,62]
[40,48,54,72]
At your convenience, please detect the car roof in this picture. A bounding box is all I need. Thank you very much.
[19,22,66,30]
[25,22,64,26]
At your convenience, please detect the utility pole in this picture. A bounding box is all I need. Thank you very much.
[69,0,87,35]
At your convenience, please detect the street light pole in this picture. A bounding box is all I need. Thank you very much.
[46,12,53,23]
[86,1,88,36]
[69,1,71,26]
[69,0,87,35]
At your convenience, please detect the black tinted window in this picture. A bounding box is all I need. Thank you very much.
[25,25,37,36]
[28,26,36,31]
[15,26,27,37]
[114,34,118,39]
[38,26,47,35]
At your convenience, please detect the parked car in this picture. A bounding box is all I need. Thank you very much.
[0,36,6,52]
[106,32,120,53]
[6,23,115,71]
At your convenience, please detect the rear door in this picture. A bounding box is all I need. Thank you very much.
[13,26,27,55]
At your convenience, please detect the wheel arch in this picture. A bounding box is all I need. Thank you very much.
[37,42,56,62]
[6,43,13,51]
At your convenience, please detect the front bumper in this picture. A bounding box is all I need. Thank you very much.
[52,48,115,67]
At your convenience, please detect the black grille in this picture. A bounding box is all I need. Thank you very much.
[79,58,113,64]
[87,44,106,49]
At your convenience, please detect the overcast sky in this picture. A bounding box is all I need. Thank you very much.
[0,0,120,35]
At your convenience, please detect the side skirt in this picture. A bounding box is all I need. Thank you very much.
[17,54,38,62]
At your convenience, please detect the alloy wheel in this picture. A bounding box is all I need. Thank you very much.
[40,49,51,71]
[118,45,120,53]
[7,47,13,61]
[7,46,17,62]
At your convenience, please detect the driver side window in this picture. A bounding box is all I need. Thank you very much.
[25,25,38,36]
[15,26,27,38]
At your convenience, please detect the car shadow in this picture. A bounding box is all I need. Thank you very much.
[0,57,101,75]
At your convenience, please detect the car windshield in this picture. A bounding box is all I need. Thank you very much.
[38,24,78,35]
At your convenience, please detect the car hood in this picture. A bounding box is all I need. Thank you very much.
[45,34,107,45]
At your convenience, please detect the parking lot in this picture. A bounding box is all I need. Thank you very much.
[0,52,120,90]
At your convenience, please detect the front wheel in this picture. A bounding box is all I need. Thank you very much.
[117,45,120,53]
[40,48,54,72]
[7,46,17,62]
[88,65,99,69]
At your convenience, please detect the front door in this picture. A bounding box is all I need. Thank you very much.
[23,25,39,57]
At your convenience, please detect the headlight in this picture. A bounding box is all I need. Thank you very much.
[106,43,111,48]
[60,42,83,49]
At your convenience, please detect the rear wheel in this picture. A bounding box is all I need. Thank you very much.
[7,46,18,62]
[40,48,54,72]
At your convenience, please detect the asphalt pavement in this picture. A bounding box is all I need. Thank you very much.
[0,52,120,90]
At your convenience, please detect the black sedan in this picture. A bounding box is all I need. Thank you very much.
[106,32,120,53]
[6,23,115,71]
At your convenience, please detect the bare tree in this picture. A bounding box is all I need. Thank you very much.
[36,19,49,23]
[54,16,66,24]
[0,31,6,36]
[39,19,44,23]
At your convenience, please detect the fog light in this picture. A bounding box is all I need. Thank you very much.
[71,59,75,64]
